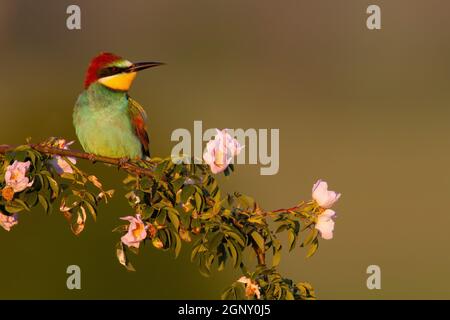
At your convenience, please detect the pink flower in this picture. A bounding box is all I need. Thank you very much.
[120,215,147,248]
[0,212,19,231]
[238,276,261,299]
[203,129,243,174]
[5,161,33,193]
[315,209,336,240]
[312,180,341,209]
[50,139,76,174]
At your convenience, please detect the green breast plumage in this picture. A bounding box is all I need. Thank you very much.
[73,83,143,159]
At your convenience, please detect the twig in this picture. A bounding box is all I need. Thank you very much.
[253,244,266,266]
[230,215,266,265]
[0,144,156,178]
[270,201,306,215]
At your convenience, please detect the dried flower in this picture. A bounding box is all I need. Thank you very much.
[238,276,261,299]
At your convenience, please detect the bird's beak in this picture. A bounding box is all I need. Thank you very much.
[126,62,165,73]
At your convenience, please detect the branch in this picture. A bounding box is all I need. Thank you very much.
[230,216,266,265]
[269,201,306,215]
[0,144,156,178]
[253,244,266,266]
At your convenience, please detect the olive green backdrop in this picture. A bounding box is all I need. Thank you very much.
[1,0,449,299]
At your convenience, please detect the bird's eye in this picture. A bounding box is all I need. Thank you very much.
[98,66,122,77]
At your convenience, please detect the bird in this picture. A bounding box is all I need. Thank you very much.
[73,52,163,160]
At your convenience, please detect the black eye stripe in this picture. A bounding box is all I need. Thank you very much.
[98,66,127,77]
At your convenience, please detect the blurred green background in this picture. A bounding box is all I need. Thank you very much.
[1,0,450,299]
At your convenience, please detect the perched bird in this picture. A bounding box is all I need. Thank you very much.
[73,52,163,160]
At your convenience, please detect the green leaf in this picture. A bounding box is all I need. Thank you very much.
[306,239,319,258]
[272,249,281,267]
[178,209,191,227]
[276,224,288,233]
[303,228,318,246]
[288,230,297,251]
[248,215,265,225]
[208,233,224,250]
[83,201,97,221]
[38,194,50,214]
[227,240,239,268]
[60,173,76,181]
[116,242,135,272]
[191,244,201,262]
[167,208,180,230]
[13,199,31,211]
[198,255,212,277]
[285,290,295,300]
[180,185,195,203]
[226,231,245,247]
[5,202,25,214]
[155,209,167,226]
[174,231,182,258]
[154,161,167,178]
[46,176,59,198]
[122,175,136,185]
[251,231,265,250]
[236,193,255,209]
[21,191,38,207]
[171,178,185,193]
[194,192,203,212]
[83,192,97,207]
[205,254,215,271]
[221,287,237,300]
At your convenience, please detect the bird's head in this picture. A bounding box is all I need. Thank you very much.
[84,52,163,91]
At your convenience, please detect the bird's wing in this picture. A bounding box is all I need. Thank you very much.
[128,96,150,158]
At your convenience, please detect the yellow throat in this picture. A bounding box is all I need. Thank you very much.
[98,72,137,91]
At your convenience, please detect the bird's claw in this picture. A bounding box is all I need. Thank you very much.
[118,157,130,168]
[87,153,97,163]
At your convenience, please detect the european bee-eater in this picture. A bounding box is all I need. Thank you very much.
[73,52,163,159]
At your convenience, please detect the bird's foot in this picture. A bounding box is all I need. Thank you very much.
[87,153,97,164]
[118,157,130,168]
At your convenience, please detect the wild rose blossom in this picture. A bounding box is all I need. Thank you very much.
[49,139,77,174]
[315,209,336,240]
[238,276,261,299]
[311,180,341,240]
[203,129,243,174]
[120,214,147,248]
[312,180,341,209]
[5,160,33,193]
[0,212,18,231]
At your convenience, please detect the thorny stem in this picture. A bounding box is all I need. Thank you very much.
[0,144,157,178]
[0,143,312,268]
[229,217,266,265]
[229,201,315,266]
[253,244,266,266]
[269,201,307,215]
